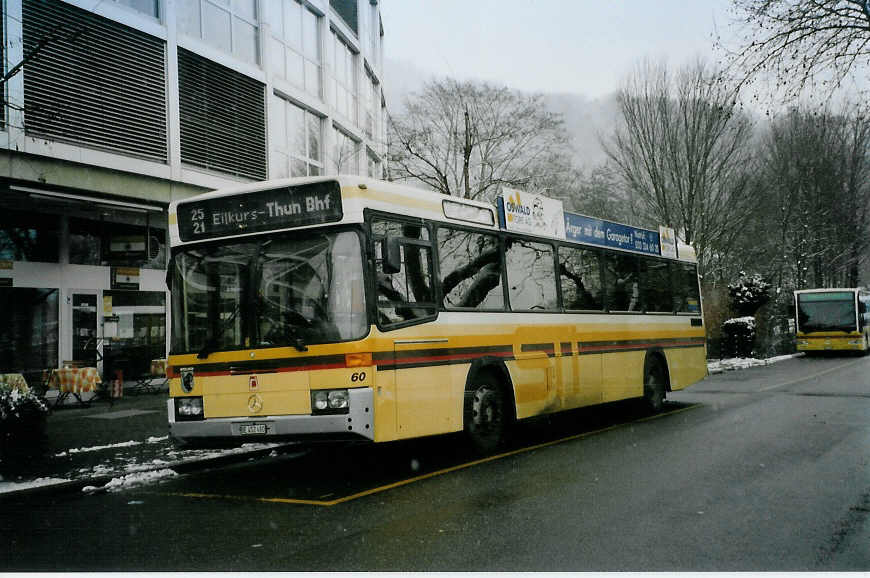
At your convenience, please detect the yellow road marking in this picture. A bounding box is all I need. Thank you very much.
[758,357,867,392]
[155,404,701,507]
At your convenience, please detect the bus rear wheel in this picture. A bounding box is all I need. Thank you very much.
[643,357,667,413]
[465,374,509,454]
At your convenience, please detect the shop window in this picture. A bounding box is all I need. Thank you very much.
[0,209,59,263]
[69,214,167,269]
[102,290,166,380]
[0,288,59,383]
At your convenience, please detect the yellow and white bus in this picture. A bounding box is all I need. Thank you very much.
[166,176,707,451]
[794,288,870,353]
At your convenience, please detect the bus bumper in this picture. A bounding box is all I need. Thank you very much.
[168,387,374,445]
[796,338,865,352]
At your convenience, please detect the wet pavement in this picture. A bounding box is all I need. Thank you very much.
[0,386,288,498]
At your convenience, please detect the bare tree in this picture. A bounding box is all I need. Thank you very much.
[565,164,633,225]
[603,60,756,280]
[758,108,870,289]
[723,0,870,102]
[388,78,572,201]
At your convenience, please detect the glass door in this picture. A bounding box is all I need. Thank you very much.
[71,292,99,366]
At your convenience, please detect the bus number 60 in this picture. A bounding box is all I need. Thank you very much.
[351,372,366,382]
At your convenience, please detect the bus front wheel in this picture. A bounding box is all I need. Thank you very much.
[465,374,509,453]
[643,356,667,413]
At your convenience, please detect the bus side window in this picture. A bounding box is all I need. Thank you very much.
[505,237,557,311]
[437,227,504,310]
[558,245,603,311]
[372,220,437,327]
[674,263,701,314]
[641,258,673,313]
[603,253,640,312]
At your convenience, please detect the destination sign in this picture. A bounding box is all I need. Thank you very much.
[564,212,661,257]
[177,181,343,242]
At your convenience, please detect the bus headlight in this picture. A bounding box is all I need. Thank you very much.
[848,339,862,345]
[175,396,204,421]
[797,340,809,346]
[328,389,349,409]
[311,389,349,415]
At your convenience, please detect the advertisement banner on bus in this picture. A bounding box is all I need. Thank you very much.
[659,226,677,259]
[498,188,566,239]
[564,212,661,257]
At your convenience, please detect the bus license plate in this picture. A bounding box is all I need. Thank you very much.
[239,423,267,435]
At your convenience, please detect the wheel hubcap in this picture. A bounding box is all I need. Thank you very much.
[472,387,499,432]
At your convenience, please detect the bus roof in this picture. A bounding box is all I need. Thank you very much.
[169,176,697,263]
[795,288,866,295]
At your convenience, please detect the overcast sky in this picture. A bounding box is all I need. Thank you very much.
[381,0,734,99]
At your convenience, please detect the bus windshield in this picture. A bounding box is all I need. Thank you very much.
[170,229,367,355]
[797,292,856,333]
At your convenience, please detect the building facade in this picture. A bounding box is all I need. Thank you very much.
[0,0,387,385]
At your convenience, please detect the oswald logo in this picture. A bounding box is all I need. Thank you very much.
[505,191,531,223]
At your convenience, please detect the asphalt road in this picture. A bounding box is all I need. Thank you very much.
[2,354,868,571]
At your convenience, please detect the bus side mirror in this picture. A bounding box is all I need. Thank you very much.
[383,237,403,274]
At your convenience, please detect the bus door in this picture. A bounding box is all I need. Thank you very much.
[511,332,556,418]
[572,338,604,407]
[393,337,458,439]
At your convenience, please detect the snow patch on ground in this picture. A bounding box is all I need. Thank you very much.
[707,353,800,374]
[55,440,142,457]
[0,476,71,493]
[83,468,178,493]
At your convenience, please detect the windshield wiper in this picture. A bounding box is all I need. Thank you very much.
[285,324,309,352]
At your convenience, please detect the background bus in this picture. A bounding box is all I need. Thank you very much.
[166,176,707,452]
[794,288,870,353]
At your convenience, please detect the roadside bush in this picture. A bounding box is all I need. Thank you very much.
[721,316,756,358]
[0,386,49,462]
[728,272,771,316]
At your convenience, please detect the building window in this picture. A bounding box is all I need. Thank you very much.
[266,0,321,98]
[179,0,259,65]
[178,48,267,180]
[331,30,357,122]
[22,0,168,162]
[111,0,159,18]
[363,69,379,140]
[367,147,381,178]
[330,0,358,34]
[366,2,381,69]
[270,94,322,177]
[331,125,359,174]
[0,209,59,263]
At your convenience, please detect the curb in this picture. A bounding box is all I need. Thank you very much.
[0,443,302,502]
